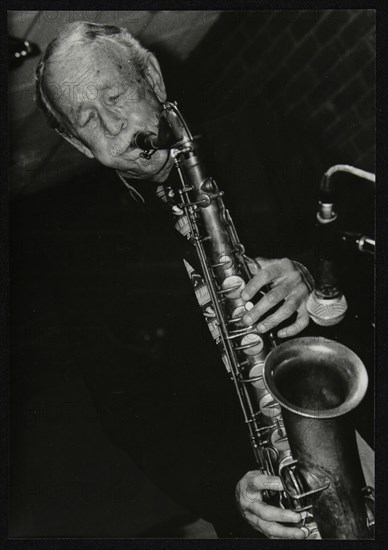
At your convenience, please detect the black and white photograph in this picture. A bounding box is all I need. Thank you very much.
[7,7,376,541]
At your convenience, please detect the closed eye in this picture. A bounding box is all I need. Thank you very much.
[104,90,122,106]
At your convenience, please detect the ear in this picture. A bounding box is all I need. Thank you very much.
[144,53,167,102]
[56,130,94,159]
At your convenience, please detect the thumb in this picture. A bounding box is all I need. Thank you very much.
[249,474,284,492]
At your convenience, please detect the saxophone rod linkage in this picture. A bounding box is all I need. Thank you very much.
[179,181,261,434]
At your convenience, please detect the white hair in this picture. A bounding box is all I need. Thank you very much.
[35,21,150,138]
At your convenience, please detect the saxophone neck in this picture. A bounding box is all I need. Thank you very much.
[132,102,194,157]
[160,101,194,146]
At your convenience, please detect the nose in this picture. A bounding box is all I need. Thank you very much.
[100,105,127,137]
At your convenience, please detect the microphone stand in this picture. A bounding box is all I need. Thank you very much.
[307,165,375,327]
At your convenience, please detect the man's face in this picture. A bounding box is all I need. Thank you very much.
[46,40,174,182]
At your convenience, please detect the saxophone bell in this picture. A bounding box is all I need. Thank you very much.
[263,337,373,539]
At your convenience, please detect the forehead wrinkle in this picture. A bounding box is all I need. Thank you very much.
[48,40,144,130]
[67,64,106,123]
[71,58,125,100]
[73,64,95,89]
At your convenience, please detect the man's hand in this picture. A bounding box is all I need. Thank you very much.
[236,471,307,539]
[241,257,312,338]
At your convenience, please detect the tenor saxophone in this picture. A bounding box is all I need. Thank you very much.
[133,101,374,539]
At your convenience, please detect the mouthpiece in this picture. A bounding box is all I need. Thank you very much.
[130,132,159,159]
[132,131,159,152]
[131,108,176,159]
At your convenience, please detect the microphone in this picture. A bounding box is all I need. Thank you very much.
[307,169,345,326]
[307,165,375,327]
[306,256,348,327]
[304,227,374,325]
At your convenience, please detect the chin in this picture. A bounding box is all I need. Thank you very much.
[151,172,169,183]
[115,150,175,182]
[142,152,175,182]
[150,162,174,182]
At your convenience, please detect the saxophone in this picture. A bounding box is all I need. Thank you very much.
[133,101,374,539]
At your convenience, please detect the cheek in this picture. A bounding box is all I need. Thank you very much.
[89,141,112,165]
[94,147,142,172]
[83,131,118,165]
[128,95,161,127]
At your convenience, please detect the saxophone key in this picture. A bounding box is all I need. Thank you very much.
[219,275,245,299]
[259,393,282,418]
[237,332,265,356]
[227,326,257,339]
[245,363,266,390]
[210,254,233,269]
[270,426,290,454]
[229,303,252,326]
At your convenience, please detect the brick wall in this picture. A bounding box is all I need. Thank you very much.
[186,10,375,171]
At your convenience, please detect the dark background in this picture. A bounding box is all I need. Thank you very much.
[9,10,375,538]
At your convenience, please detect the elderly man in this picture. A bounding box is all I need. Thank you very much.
[35,21,314,539]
